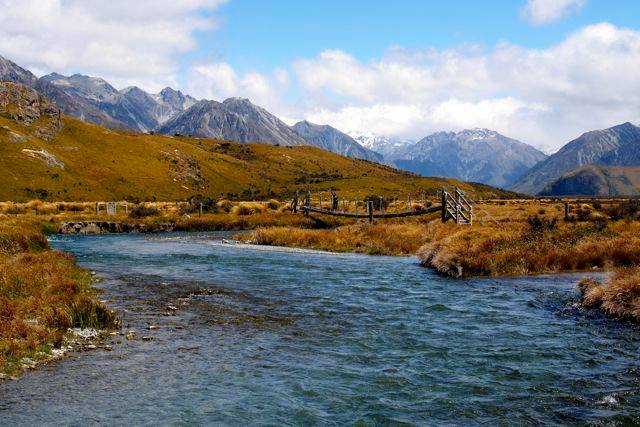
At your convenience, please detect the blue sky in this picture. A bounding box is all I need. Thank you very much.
[1,0,639,150]
[193,0,638,74]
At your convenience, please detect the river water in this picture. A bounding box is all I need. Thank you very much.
[1,232,639,425]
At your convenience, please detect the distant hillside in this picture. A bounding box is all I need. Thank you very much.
[539,164,640,196]
[0,82,510,202]
[292,121,382,162]
[388,128,547,188]
[512,122,640,194]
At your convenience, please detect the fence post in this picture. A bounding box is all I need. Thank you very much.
[441,191,447,222]
[564,202,570,221]
[367,201,374,224]
[96,202,99,215]
[199,202,203,217]
[292,191,299,214]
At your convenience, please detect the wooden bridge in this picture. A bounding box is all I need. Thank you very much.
[292,188,473,225]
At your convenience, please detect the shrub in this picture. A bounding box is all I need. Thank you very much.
[266,199,281,210]
[180,195,217,215]
[605,201,640,221]
[579,268,640,321]
[128,205,159,218]
[527,215,557,232]
[231,202,265,216]
[216,199,234,213]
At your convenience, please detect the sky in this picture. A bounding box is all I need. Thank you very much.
[0,0,639,152]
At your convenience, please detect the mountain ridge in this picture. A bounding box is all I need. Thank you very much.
[292,120,383,162]
[511,122,640,194]
[0,81,513,202]
[386,128,547,188]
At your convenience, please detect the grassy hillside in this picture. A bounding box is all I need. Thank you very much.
[0,113,512,202]
[539,164,640,196]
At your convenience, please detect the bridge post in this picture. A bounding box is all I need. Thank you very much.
[441,191,447,222]
[367,200,374,224]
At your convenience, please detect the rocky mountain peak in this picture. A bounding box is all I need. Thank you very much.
[0,55,37,86]
[0,82,62,140]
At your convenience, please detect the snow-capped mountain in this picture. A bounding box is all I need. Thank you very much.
[389,128,548,188]
[348,131,411,157]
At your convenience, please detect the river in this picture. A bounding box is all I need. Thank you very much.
[1,232,639,425]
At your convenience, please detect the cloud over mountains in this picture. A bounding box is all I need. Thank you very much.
[1,1,638,151]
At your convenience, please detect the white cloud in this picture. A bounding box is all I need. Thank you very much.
[521,0,586,26]
[285,23,640,151]
[0,0,227,91]
[1,2,637,152]
[185,62,290,113]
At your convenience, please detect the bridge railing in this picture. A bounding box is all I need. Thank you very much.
[292,189,472,225]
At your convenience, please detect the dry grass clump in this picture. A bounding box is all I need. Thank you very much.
[247,221,432,255]
[418,218,640,277]
[578,268,640,321]
[266,199,281,210]
[56,202,90,212]
[0,219,116,374]
[216,199,234,213]
[24,200,58,215]
[231,202,266,216]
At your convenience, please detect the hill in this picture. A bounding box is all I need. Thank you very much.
[158,98,308,146]
[0,82,511,202]
[539,164,640,196]
[388,128,547,188]
[1,55,381,162]
[292,120,382,162]
[511,122,640,194]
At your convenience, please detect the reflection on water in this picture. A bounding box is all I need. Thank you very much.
[0,232,639,425]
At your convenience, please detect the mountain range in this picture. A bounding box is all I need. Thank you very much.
[381,129,547,188]
[0,80,512,202]
[4,54,640,195]
[512,122,640,195]
[0,55,380,162]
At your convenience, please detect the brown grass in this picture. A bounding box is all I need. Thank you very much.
[418,220,640,277]
[244,220,433,255]
[579,268,640,321]
[0,219,116,374]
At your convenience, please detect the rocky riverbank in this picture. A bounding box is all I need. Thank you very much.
[58,221,176,234]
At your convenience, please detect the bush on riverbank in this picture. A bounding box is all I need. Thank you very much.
[418,219,640,277]
[245,221,432,255]
[579,268,640,321]
[0,220,117,375]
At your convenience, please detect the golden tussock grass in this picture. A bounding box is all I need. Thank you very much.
[579,268,640,321]
[245,220,433,256]
[0,219,116,374]
[418,218,640,277]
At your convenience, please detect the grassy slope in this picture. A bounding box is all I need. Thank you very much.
[0,114,512,202]
[540,164,640,196]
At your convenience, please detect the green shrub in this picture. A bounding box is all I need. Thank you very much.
[128,205,159,218]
